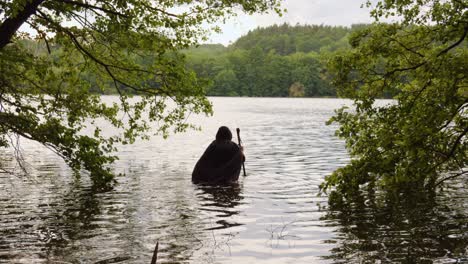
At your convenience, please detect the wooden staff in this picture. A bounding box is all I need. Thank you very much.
[236,128,246,176]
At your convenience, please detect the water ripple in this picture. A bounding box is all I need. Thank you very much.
[1,98,466,263]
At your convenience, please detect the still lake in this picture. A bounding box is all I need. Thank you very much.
[1,97,467,263]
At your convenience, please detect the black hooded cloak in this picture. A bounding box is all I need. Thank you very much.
[192,127,244,184]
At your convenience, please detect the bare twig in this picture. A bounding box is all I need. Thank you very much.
[435,170,468,187]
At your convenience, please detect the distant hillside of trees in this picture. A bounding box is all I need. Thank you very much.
[232,24,355,54]
[184,24,368,97]
[18,24,368,98]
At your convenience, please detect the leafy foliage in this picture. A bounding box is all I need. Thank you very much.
[322,0,467,195]
[0,0,281,188]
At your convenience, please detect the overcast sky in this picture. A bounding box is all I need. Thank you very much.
[207,0,376,45]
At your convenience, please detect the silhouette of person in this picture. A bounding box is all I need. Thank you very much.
[192,126,245,184]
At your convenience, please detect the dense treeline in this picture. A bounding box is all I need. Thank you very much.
[232,23,357,55]
[19,24,365,97]
[184,24,366,97]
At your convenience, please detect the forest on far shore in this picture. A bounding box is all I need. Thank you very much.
[184,24,369,97]
[19,24,369,98]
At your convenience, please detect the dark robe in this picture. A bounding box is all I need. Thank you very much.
[192,140,244,184]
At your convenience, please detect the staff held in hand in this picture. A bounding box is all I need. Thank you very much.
[236,128,246,176]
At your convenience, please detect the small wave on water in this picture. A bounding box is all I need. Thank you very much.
[0,97,466,264]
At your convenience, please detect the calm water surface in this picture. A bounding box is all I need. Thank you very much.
[0,97,467,263]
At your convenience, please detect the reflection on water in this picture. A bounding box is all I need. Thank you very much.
[196,184,244,229]
[321,180,468,264]
[0,97,467,263]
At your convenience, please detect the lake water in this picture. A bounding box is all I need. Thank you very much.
[0,97,467,263]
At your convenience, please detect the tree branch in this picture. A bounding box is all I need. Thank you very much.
[431,125,468,173]
[437,26,468,57]
[387,35,425,58]
[383,61,427,77]
[60,0,129,18]
[36,10,156,74]
[435,170,468,187]
[438,99,468,131]
[139,2,180,18]
[446,126,468,161]
[24,21,52,54]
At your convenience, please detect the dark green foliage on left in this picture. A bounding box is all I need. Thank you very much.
[0,0,282,188]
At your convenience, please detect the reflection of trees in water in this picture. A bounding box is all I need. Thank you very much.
[0,179,111,262]
[321,182,468,263]
[37,183,125,263]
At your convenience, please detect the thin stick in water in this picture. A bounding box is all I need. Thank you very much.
[150,241,159,264]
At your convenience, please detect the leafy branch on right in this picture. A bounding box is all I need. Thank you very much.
[321,0,467,196]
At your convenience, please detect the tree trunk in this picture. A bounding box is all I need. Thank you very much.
[0,0,46,50]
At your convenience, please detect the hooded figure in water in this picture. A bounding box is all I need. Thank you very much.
[192,126,245,184]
